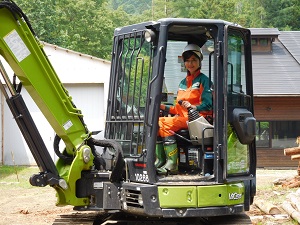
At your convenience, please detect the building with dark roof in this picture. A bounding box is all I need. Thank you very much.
[251,28,300,168]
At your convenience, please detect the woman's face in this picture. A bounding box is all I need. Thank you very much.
[184,54,200,75]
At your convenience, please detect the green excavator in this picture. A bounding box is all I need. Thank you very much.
[0,1,256,224]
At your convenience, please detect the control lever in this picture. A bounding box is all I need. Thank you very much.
[178,100,200,122]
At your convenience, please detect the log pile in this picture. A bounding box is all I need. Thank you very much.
[284,145,300,176]
[252,190,300,224]
[274,175,300,188]
[282,191,300,223]
[250,198,289,224]
[270,166,300,223]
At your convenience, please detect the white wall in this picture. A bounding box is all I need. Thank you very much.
[0,43,110,165]
[43,42,111,112]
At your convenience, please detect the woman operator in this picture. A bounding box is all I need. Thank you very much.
[156,43,213,175]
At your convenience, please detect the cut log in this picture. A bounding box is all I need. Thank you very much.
[254,199,281,215]
[281,176,300,188]
[287,193,300,212]
[288,181,300,188]
[291,154,300,160]
[282,201,300,223]
[273,178,289,185]
[284,147,300,156]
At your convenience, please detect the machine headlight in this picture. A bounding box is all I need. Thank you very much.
[144,29,156,43]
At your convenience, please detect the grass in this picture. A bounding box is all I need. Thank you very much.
[0,165,40,189]
[0,165,26,178]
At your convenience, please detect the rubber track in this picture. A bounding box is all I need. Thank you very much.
[52,212,103,225]
[52,212,252,225]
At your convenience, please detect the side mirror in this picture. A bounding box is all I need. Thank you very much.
[232,108,256,144]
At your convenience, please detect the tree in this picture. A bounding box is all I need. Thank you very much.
[260,0,300,30]
[15,0,61,43]
[239,0,266,28]
[109,0,151,14]
[13,0,300,60]
[15,0,133,59]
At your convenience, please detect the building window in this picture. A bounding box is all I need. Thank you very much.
[251,38,258,46]
[256,122,270,147]
[256,121,300,149]
[259,38,268,46]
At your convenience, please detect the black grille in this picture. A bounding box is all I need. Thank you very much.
[125,189,143,208]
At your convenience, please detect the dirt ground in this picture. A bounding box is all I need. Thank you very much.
[246,169,298,225]
[0,186,72,225]
[0,168,298,225]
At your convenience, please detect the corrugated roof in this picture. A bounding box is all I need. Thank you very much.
[278,31,300,64]
[41,41,111,64]
[253,31,300,96]
[252,41,300,95]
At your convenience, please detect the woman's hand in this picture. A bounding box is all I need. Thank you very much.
[181,101,196,110]
[160,104,166,110]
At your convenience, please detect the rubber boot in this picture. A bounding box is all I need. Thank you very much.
[157,136,178,175]
[155,139,166,168]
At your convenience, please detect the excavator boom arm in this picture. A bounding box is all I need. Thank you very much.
[0,0,94,206]
[0,1,89,153]
[0,0,123,207]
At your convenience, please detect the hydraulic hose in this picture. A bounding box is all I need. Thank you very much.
[53,134,125,183]
[53,134,73,164]
[0,0,35,35]
[88,138,125,183]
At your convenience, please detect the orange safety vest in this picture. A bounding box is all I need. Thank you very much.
[159,70,212,137]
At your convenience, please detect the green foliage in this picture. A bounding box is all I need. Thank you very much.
[14,0,132,59]
[260,0,300,30]
[109,0,151,14]
[0,166,37,188]
[0,165,23,179]
[12,0,300,60]
[259,122,269,130]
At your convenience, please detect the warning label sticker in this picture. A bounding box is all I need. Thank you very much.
[4,30,31,62]
[63,120,73,131]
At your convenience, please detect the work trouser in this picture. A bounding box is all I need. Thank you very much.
[158,116,188,137]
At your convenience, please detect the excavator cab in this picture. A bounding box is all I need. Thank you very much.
[105,18,256,218]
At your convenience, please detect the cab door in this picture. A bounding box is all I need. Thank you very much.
[224,26,256,178]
